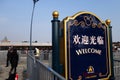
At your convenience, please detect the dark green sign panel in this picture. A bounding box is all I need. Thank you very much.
[64,12,112,80]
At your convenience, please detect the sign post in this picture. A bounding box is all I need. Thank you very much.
[60,11,114,80]
[105,19,115,80]
[51,11,60,73]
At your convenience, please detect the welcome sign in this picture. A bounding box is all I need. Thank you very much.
[63,12,112,80]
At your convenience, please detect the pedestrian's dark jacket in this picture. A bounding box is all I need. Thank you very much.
[10,49,19,68]
[6,50,12,67]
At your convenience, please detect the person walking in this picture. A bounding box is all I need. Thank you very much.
[5,46,13,67]
[9,48,19,74]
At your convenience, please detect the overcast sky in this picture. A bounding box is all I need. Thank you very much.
[0,0,120,42]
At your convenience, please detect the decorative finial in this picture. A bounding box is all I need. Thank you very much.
[52,11,59,18]
[105,19,111,25]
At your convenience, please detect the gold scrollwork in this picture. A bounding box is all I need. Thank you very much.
[68,21,74,27]
[92,23,97,28]
[68,16,105,30]
[80,21,85,27]
[97,22,102,28]
[74,20,79,26]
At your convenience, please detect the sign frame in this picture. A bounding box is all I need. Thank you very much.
[62,11,112,80]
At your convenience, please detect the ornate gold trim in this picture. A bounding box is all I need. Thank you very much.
[63,11,112,79]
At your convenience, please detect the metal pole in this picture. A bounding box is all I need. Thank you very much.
[30,3,35,54]
[106,19,115,80]
[28,1,39,80]
[51,11,60,73]
[27,3,36,80]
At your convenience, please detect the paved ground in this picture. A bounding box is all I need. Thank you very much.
[0,63,26,80]
[0,51,27,80]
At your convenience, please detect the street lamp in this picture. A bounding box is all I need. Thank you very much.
[30,0,39,54]
[27,1,39,78]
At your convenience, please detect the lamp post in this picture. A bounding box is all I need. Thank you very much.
[30,0,39,54]
[28,1,39,80]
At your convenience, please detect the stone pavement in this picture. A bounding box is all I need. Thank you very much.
[0,63,26,80]
[0,51,27,80]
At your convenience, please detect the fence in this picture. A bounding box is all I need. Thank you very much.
[113,51,120,80]
[27,52,65,80]
[114,59,120,80]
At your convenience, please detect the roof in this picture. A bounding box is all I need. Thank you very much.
[0,42,52,47]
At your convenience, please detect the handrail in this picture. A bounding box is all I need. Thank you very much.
[27,53,66,80]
